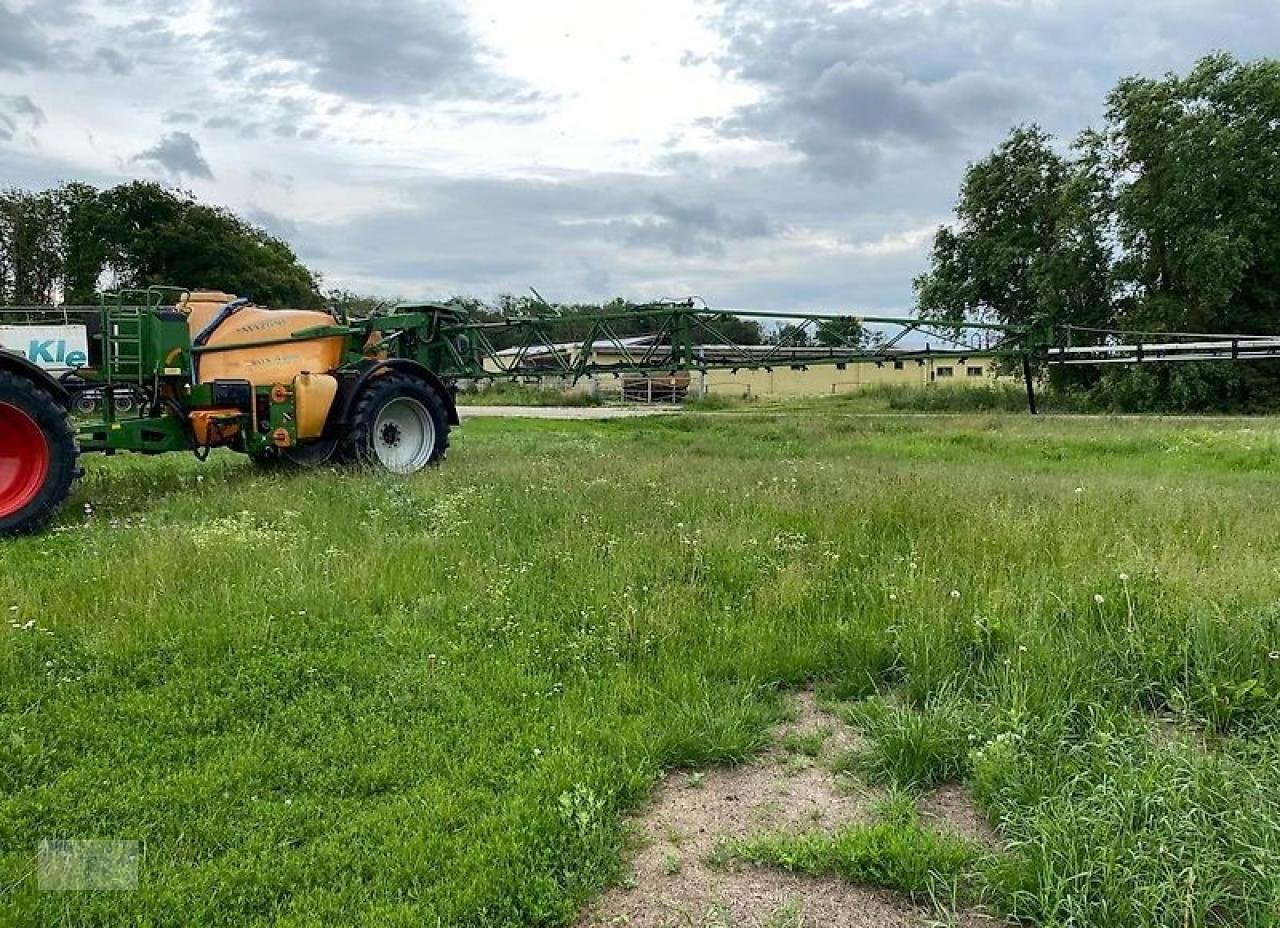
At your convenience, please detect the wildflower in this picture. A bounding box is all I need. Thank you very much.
[888,593,897,601]
[1074,487,1084,494]
[1269,651,1280,661]
[1094,593,1105,605]
[950,590,961,600]
[1119,572,1130,582]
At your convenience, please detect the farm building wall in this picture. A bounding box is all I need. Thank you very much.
[481,349,1011,400]
[697,356,1008,398]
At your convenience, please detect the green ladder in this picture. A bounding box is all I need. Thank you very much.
[102,304,146,385]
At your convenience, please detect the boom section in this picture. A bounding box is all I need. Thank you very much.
[434,301,1045,382]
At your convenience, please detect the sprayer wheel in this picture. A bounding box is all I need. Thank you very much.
[347,374,449,473]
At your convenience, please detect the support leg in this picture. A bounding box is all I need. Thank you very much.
[1022,354,1038,416]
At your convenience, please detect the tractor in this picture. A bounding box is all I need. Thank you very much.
[0,288,477,536]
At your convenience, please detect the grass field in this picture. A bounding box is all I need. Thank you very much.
[4,407,1280,926]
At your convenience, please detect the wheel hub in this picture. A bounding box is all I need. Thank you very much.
[0,402,50,518]
[371,396,435,474]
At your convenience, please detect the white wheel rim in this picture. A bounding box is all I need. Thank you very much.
[372,397,435,473]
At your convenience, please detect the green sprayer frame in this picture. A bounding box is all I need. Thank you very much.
[410,299,1049,410]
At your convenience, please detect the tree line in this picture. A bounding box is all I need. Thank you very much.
[0,181,322,308]
[915,53,1280,412]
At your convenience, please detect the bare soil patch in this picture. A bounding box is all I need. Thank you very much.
[579,692,998,928]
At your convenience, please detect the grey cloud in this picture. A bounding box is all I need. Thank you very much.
[214,0,524,104]
[712,4,1045,179]
[711,0,1280,180]
[0,3,53,71]
[0,95,45,142]
[93,46,133,75]
[131,131,214,180]
[616,194,777,258]
[202,114,266,139]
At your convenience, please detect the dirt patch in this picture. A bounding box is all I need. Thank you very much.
[1144,712,1212,756]
[578,691,998,928]
[918,783,1000,849]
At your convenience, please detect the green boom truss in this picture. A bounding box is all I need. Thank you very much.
[419,299,1048,380]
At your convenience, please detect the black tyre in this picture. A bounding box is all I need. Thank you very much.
[72,391,100,416]
[0,371,79,537]
[346,374,449,473]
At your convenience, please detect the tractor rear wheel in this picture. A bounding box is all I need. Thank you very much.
[0,371,79,536]
[347,374,449,473]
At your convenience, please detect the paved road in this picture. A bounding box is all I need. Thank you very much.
[459,405,1280,424]
[458,405,680,419]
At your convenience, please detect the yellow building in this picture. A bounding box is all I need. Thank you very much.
[696,355,1006,399]
[482,338,1010,401]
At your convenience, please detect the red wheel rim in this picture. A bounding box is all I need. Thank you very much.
[0,402,50,518]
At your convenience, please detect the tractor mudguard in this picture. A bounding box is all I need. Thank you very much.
[331,359,459,429]
[0,351,71,407]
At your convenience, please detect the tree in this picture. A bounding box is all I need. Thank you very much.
[326,288,402,320]
[1104,54,1280,335]
[0,187,61,304]
[97,182,321,307]
[771,322,813,347]
[814,316,867,348]
[0,181,322,307]
[913,53,1280,411]
[913,125,1112,333]
[56,182,109,303]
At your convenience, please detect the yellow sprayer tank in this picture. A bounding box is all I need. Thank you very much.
[179,291,345,386]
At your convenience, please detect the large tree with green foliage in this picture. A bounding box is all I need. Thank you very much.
[1105,54,1280,335]
[0,181,321,307]
[915,53,1280,411]
[913,124,1112,332]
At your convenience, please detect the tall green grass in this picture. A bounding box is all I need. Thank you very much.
[454,381,604,406]
[3,412,1280,925]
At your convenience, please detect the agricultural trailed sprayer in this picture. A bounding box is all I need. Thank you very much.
[0,288,478,535]
[6,286,1280,537]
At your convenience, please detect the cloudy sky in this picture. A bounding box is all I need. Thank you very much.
[1,0,1275,310]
